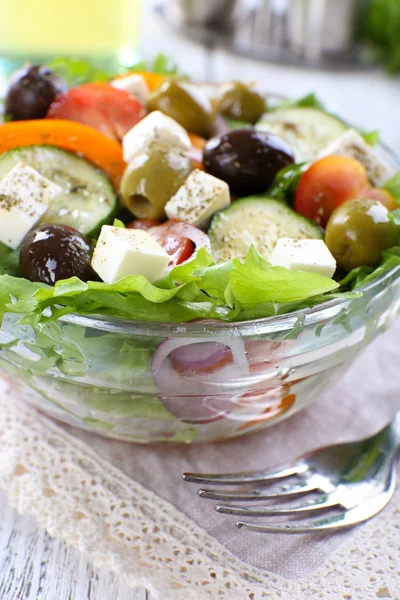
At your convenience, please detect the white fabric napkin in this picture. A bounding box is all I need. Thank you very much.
[68,317,400,579]
[0,319,398,598]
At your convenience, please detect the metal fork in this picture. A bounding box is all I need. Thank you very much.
[183,412,400,534]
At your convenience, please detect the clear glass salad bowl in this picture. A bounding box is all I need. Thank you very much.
[0,144,399,444]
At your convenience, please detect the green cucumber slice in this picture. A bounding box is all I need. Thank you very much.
[257,108,348,162]
[208,196,322,263]
[0,145,117,236]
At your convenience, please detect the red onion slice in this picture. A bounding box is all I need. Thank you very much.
[151,337,249,424]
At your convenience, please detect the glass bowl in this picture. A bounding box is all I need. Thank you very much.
[0,144,399,444]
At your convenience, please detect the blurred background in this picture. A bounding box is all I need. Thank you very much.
[0,0,399,149]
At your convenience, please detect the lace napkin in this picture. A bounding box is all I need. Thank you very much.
[0,318,399,599]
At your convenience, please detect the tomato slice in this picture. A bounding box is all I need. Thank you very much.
[357,185,398,212]
[294,156,369,228]
[46,83,146,142]
[149,220,197,266]
[127,219,162,231]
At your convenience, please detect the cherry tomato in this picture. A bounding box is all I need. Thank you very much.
[127,219,162,231]
[357,185,398,212]
[46,83,146,142]
[149,220,196,266]
[294,156,369,228]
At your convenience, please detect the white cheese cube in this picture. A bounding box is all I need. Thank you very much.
[123,111,191,163]
[0,163,62,249]
[270,238,336,278]
[165,169,230,229]
[91,226,170,284]
[318,128,390,186]
[110,74,149,103]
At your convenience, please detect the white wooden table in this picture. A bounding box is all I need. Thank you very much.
[1,2,399,598]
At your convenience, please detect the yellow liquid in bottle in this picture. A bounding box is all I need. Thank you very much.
[0,0,141,69]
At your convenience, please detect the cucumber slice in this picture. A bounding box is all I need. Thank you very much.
[208,196,322,263]
[257,108,348,163]
[0,146,117,236]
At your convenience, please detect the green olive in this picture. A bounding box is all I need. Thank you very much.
[146,80,215,137]
[216,81,266,124]
[120,141,193,219]
[325,198,399,272]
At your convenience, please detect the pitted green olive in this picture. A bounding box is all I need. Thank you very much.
[120,142,193,220]
[325,198,399,272]
[216,81,266,124]
[146,80,215,137]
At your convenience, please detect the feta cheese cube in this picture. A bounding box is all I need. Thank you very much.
[91,226,170,284]
[110,74,149,103]
[318,128,390,186]
[270,238,336,278]
[165,169,230,229]
[0,163,62,249]
[123,111,191,163]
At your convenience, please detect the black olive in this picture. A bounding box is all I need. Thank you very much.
[5,64,67,121]
[203,129,295,196]
[20,224,93,285]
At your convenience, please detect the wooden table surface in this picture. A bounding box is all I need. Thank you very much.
[1,2,399,598]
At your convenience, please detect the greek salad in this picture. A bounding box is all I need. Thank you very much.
[0,58,399,326]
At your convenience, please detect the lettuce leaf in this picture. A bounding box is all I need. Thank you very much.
[389,209,400,226]
[46,53,184,87]
[271,93,325,111]
[267,163,307,204]
[383,171,400,207]
[46,57,110,86]
[227,247,339,309]
[0,247,345,327]
[358,129,380,146]
[339,246,400,290]
[0,243,20,276]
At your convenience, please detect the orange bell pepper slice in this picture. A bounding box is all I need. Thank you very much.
[237,393,296,431]
[114,71,165,92]
[0,119,126,190]
[188,132,206,151]
[188,132,206,171]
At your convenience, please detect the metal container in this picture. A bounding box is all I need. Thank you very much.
[165,0,240,29]
[159,0,368,68]
[287,0,358,62]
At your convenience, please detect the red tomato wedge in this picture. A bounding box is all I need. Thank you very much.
[150,221,196,266]
[294,156,369,228]
[46,83,146,142]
